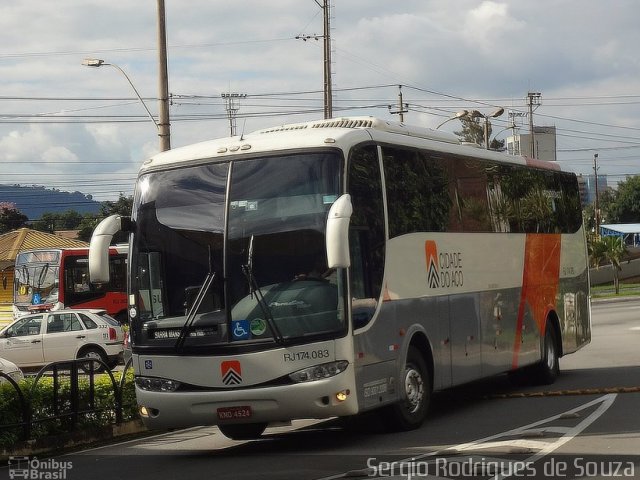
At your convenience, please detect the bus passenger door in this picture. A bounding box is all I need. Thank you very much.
[449,295,482,385]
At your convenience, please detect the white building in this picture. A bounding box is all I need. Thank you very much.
[506,126,557,161]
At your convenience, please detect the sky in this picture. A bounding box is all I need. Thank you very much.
[1,0,640,209]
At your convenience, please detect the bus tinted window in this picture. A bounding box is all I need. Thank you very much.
[382,146,583,237]
[383,147,454,236]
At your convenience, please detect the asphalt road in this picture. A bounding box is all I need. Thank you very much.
[5,298,640,480]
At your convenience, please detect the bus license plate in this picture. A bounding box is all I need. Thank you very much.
[217,406,252,420]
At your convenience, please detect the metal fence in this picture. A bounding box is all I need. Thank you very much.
[0,358,135,442]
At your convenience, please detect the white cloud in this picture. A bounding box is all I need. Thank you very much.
[462,2,525,53]
[1,1,640,196]
[41,146,78,164]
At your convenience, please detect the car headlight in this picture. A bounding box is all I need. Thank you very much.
[135,376,182,392]
[289,360,349,383]
[8,371,24,382]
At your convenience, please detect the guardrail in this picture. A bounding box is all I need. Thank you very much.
[0,358,135,443]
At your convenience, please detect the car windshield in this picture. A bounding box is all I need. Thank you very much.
[129,151,345,353]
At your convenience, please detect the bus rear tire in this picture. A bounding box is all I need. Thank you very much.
[218,422,267,440]
[384,346,430,431]
[534,324,560,385]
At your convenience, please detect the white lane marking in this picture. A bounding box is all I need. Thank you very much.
[319,393,617,480]
[457,393,617,480]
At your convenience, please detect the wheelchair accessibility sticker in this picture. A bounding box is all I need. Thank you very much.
[232,320,251,340]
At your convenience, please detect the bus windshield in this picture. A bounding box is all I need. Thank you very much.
[14,252,60,308]
[130,151,345,352]
[13,248,128,319]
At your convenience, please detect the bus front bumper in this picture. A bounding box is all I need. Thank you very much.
[135,372,358,430]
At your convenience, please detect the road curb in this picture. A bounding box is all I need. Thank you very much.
[591,295,640,304]
[0,420,148,462]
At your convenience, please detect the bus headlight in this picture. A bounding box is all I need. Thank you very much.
[135,376,182,392]
[289,360,349,383]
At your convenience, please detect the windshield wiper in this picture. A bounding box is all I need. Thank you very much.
[175,246,216,352]
[241,235,284,344]
[37,263,49,289]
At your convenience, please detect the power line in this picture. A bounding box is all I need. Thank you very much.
[0,37,295,60]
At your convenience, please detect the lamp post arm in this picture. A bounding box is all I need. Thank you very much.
[107,63,159,130]
[436,110,469,130]
[436,117,454,129]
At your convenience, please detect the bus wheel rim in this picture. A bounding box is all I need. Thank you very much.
[546,338,556,370]
[404,366,424,414]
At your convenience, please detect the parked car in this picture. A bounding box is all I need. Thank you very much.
[0,309,124,371]
[0,356,24,383]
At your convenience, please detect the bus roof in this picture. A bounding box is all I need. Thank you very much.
[141,116,563,173]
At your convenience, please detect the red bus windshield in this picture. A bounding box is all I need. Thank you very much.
[13,248,128,322]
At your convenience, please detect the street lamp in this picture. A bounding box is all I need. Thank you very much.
[82,58,168,150]
[469,107,504,149]
[436,110,469,129]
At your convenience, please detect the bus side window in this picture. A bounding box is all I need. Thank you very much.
[347,144,385,329]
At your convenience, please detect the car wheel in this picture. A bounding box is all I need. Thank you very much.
[218,423,267,440]
[383,346,431,431]
[77,347,108,373]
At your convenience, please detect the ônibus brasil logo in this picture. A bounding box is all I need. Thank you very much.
[425,240,464,289]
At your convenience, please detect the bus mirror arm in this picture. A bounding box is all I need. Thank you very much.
[326,194,352,269]
[89,214,129,284]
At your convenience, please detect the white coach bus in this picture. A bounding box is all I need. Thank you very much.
[89,117,590,440]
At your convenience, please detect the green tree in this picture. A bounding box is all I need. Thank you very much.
[583,187,616,233]
[610,176,640,223]
[607,176,640,223]
[587,236,607,268]
[76,215,100,243]
[454,117,484,145]
[100,193,133,218]
[453,117,505,151]
[31,210,85,233]
[489,137,505,151]
[77,194,134,243]
[0,203,28,234]
[601,236,628,294]
[589,235,628,294]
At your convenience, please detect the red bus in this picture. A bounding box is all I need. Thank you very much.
[12,246,128,323]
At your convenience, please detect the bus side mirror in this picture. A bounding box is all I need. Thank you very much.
[326,194,352,269]
[89,215,131,284]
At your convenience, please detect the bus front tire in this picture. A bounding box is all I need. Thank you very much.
[218,422,267,440]
[384,346,431,431]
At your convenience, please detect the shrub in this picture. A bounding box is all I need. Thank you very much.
[0,369,137,448]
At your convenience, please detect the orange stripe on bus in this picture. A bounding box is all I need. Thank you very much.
[512,233,561,369]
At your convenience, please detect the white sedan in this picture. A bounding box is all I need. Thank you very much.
[0,309,124,370]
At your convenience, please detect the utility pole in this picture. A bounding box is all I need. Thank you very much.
[297,1,333,119]
[321,0,332,119]
[527,92,541,158]
[594,153,600,238]
[157,0,171,151]
[388,85,408,123]
[221,93,247,136]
